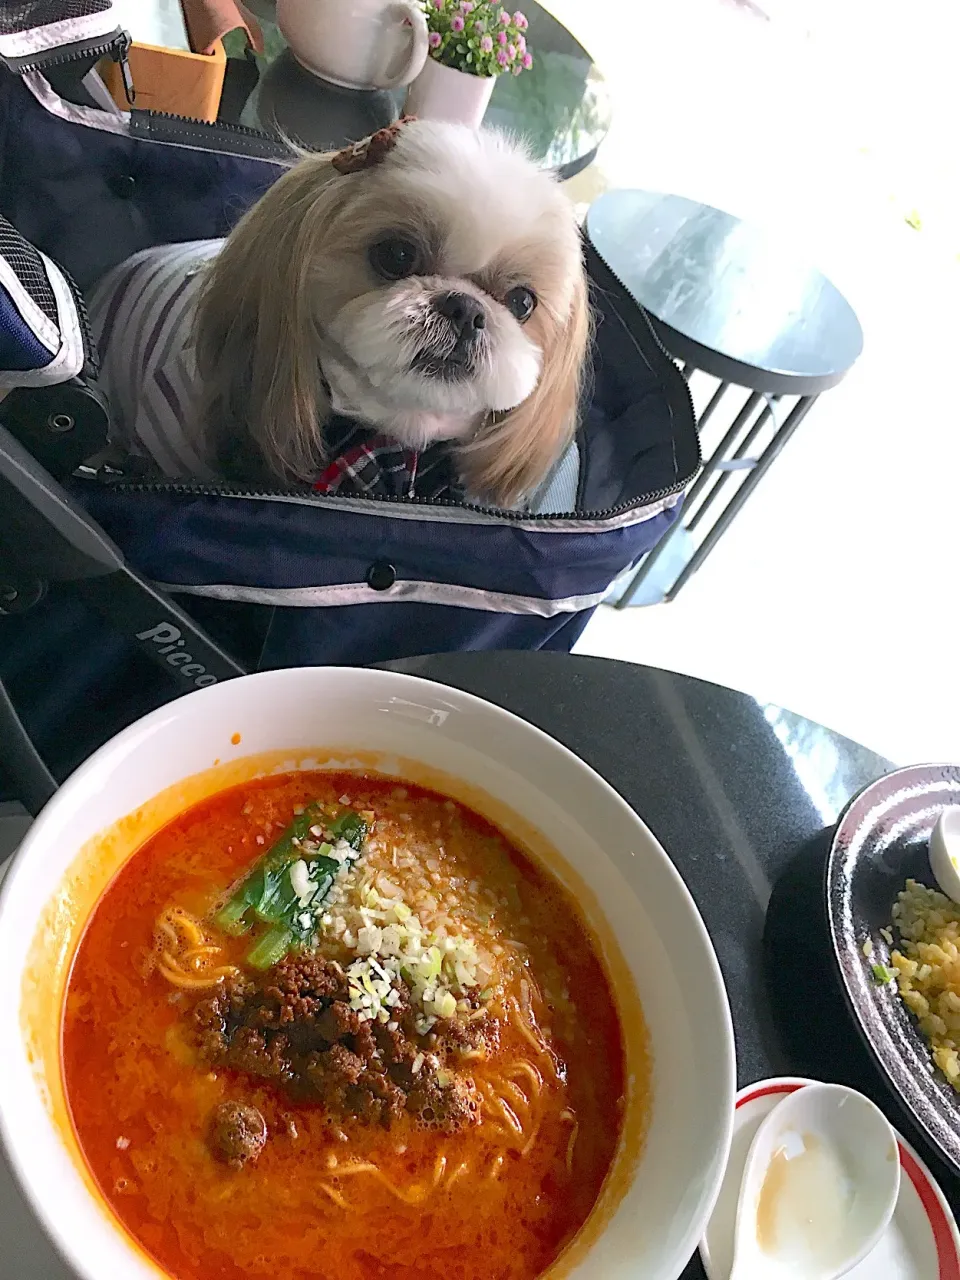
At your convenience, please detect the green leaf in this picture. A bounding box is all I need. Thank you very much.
[247,924,297,970]
[213,804,368,965]
[213,894,254,936]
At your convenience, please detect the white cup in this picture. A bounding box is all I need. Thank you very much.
[277,0,429,90]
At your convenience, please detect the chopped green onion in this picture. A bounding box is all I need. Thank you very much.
[214,894,255,936]
[329,811,366,851]
[872,963,896,985]
[247,924,297,970]
[212,802,368,968]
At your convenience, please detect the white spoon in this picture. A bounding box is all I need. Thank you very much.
[728,1083,900,1280]
[929,808,960,903]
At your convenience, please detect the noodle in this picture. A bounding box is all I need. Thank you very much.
[509,999,561,1080]
[156,919,178,949]
[502,1079,530,1111]
[169,909,205,947]
[482,1082,523,1136]
[510,1005,545,1054]
[157,961,238,990]
[520,1113,541,1158]
[333,1163,433,1205]
[507,1061,543,1096]
[496,1097,523,1135]
[565,1122,579,1174]
[487,1154,505,1181]
[319,1185,351,1209]
[153,907,239,990]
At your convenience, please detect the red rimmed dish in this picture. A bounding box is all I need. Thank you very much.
[700,1076,960,1280]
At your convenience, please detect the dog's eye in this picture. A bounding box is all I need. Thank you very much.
[505,286,537,323]
[369,237,420,280]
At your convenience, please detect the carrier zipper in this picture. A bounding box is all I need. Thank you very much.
[62,262,99,377]
[11,29,133,100]
[127,108,291,160]
[582,239,699,444]
[96,471,690,524]
[97,264,700,523]
[84,220,698,522]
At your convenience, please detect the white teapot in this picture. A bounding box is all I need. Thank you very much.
[277,0,429,91]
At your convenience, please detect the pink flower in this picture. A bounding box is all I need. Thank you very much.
[472,18,485,31]
[431,0,442,8]
[459,0,474,10]
[513,10,527,27]
[522,51,532,68]
[507,42,516,58]
[516,33,525,51]
[496,48,509,65]
[497,29,507,44]
[428,30,442,46]
[480,33,493,51]
[451,13,465,30]
[498,8,510,23]
[512,62,522,74]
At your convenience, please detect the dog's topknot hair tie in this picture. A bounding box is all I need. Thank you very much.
[331,116,416,175]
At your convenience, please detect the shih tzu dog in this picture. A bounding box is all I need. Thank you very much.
[90,119,590,508]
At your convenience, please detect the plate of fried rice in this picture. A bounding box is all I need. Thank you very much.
[828,763,960,1176]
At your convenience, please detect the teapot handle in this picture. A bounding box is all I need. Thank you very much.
[374,2,429,90]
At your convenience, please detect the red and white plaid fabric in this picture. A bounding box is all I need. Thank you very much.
[312,418,464,503]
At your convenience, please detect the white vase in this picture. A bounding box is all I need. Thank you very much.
[405,56,496,129]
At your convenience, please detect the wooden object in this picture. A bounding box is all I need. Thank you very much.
[99,38,226,122]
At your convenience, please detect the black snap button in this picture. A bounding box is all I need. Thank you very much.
[110,173,137,200]
[366,561,396,591]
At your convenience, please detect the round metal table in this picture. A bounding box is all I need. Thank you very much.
[228,1,610,180]
[586,191,864,605]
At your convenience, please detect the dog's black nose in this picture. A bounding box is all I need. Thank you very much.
[434,291,486,338]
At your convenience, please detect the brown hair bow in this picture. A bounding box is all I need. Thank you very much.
[331,116,417,175]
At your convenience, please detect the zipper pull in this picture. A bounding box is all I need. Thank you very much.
[113,31,135,105]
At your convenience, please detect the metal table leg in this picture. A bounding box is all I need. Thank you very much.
[685,396,781,534]
[665,395,817,600]
[615,384,757,608]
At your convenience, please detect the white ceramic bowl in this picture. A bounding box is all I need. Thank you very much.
[0,667,734,1279]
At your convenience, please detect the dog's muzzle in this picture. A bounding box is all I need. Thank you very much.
[413,291,486,380]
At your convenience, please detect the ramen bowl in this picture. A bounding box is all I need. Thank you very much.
[0,666,734,1279]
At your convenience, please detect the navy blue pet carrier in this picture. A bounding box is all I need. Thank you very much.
[0,7,699,801]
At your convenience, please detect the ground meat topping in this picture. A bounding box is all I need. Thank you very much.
[208,1101,267,1169]
[191,955,481,1133]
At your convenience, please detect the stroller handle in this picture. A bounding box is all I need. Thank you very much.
[0,420,247,815]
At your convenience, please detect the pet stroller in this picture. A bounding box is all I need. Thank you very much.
[0,2,699,815]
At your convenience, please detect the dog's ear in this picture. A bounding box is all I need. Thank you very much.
[193,154,348,483]
[456,269,591,509]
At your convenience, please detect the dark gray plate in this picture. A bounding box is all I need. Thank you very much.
[827,763,960,1175]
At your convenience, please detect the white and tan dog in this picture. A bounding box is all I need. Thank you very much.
[92,120,590,507]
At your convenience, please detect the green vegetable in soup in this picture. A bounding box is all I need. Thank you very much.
[247,924,298,971]
[213,803,368,968]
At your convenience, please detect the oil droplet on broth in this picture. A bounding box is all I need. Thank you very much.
[756,1131,856,1269]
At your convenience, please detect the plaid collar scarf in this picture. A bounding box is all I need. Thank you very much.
[312,415,465,504]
